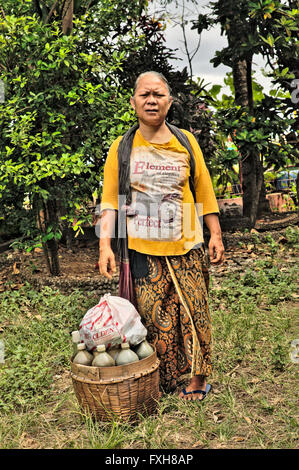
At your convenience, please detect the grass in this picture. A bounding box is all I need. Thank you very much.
[0,227,298,449]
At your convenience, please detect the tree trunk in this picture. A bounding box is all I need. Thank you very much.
[36,207,52,275]
[232,57,266,225]
[232,58,254,220]
[62,0,73,35]
[40,199,60,276]
[249,156,264,227]
[257,179,271,216]
[34,195,60,276]
[246,58,254,114]
[45,199,60,276]
[241,150,266,224]
[232,59,249,107]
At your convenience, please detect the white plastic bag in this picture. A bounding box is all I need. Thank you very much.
[79,293,147,351]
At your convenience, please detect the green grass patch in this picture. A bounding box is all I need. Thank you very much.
[0,232,298,449]
[0,285,97,411]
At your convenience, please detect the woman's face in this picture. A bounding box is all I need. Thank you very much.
[130,75,173,127]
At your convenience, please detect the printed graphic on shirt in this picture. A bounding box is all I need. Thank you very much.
[127,145,189,241]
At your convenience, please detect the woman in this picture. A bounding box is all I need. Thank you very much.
[99,71,225,400]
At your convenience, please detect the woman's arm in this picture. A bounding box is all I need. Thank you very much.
[183,131,225,264]
[203,213,225,264]
[98,209,117,279]
[98,138,121,279]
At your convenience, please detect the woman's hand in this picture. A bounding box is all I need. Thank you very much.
[98,209,117,279]
[203,213,225,265]
[208,234,225,264]
[99,246,116,280]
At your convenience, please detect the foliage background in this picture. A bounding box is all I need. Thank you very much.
[0,0,298,274]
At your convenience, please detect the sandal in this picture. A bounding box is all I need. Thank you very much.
[180,383,211,401]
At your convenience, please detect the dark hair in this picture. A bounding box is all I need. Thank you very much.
[133,71,172,96]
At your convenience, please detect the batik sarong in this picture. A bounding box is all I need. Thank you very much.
[133,248,212,393]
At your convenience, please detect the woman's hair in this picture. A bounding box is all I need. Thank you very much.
[133,71,172,96]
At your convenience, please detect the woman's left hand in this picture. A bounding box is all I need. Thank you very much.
[208,234,225,264]
[203,214,225,265]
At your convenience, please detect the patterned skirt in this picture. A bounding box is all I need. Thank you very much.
[133,248,212,393]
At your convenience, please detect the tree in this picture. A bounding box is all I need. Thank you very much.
[0,0,151,275]
[248,0,299,139]
[192,0,298,225]
[0,12,138,274]
[112,15,178,90]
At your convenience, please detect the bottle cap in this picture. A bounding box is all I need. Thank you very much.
[77,343,86,350]
[96,345,106,352]
[72,331,80,342]
[121,343,129,349]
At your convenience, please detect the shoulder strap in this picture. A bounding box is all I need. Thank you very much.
[117,123,139,206]
[165,122,196,202]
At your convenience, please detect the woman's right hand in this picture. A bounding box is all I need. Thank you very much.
[99,247,116,280]
[98,209,117,279]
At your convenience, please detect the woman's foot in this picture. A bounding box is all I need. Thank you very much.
[179,375,208,401]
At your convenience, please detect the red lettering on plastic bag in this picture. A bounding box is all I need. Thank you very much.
[79,294,147,351]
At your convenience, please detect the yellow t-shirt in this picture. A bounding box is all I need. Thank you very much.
[100,128,219,256]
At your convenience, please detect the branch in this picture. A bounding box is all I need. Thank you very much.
[46,0,60,23]
[62,0,73,34]
[265,51,276,71]
[181,9,193,79]
[170,0,202,81]
[190,34,201,62]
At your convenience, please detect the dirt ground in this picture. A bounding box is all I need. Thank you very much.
[0,211,298,290]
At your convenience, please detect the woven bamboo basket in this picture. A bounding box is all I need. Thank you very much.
[70,348,160,423]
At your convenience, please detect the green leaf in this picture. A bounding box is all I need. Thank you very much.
[281,67,289,76]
